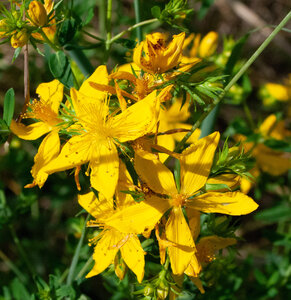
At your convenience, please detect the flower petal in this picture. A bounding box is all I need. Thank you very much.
[86,229,120,278]
[10,120,51,140]
[180,131,220,196]
[78,192,114,221]
[36,79,64,114]
[90,141,119,200]
[105,195,171,234]
[166,207,196,275]
[121,235,145,283]
[188,191,258,215]
[79,65,108,99]
[135,149,177,195]
[111,90,160,142]
[30,131,60,188]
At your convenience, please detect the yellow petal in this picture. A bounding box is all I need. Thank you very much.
[36,79,64,114]
[120,235,145,283]
[30,131,60,188]
[10,120,51,140]
[90,142,119,200]
[166,207,196,275]
[111,90,159,142]
[86,229,120,278]
[42,133,94,174]
[188,191,258,215]
[105,195,171,234]
[189,276,205,294]
[254,144,291,176]
[184,254,202,277]
[186,209,200,241]
[78,192,113,220]
[265,83,290,101]
[115,160,135,208]
[180,131,220,196]
[135,149,177,195]
[79,65,108,99]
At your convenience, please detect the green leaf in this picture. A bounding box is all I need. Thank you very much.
[49,51,74,88]
[58,18,78,46]
[255,204,291,223]
[198,0,215,19]
[56,285,76,299]
[254,268,267,285]
[205,183,230,191]
[3,88,15,126]
[12,47,22,63]
[10,278,32,300]
[0,119,10,145]
[151,6,161,18]
[264,138,291,152]
[224,33,249,78]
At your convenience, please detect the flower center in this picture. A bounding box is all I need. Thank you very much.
[172,194,187,207]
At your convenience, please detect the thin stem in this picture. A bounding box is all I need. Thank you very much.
[9,225,36,279]
[99,0,107,39]
[243,99,256,130]
[134,0,142,42]
[110,18,158,44]
[76,255,93,280]
[21,43,30,115]
[66,214,90,285]
[173,10,291,153]
[105,0,112,57]
[0,250,26,283]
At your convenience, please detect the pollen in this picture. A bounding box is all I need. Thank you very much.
[24,99,60,126]
[172,194,187,207]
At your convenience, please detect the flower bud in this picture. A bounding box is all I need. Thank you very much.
[11,29,29,48]
[0,19,9,38]
[28,1,48,27]
[199,31,218,58]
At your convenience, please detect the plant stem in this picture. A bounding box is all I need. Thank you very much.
[66,214,90,285]
[9,225,36,279]
[110,18,158,44]
[103,0,112,62]
[174,10,291,152]
[99,0,107,39]
[134,0,142,42]
[76,255,93,280]
[0,250,26,283]
[243,99,256,130]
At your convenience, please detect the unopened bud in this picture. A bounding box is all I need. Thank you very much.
[28,1,48,27]
[199,31,218,58]
[11,29,29,48]
[0,19,9,38]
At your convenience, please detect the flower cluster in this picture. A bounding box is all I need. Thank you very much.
[11,32,259,297]
[0,0,56,48]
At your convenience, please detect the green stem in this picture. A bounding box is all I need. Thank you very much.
[99,0,107,39]
[76,256,94,280]
[66,214,90,285]
[104,0,112,62]
[9,225,36,279]
[243,99,256,130]
[110,18,158,44]
[39,29,60,51]
[0,250,26,283]
[174,10,291,152]
[134,0,142,42]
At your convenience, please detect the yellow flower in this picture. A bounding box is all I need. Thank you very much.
[157,98,201,161]
[133,32,185,74]
[28,1,48,27]
[106,132,258,274]
[40,66,161,199]
[31,0,56,42]
[78,162,145,282]
[265,83,291,102]
[10,80,64,187]
[185,235,237,294]
[11,28,29,48]
[184,31,219,58]
[238,114,291,180]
